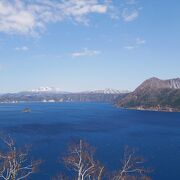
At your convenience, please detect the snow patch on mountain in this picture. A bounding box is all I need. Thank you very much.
[169,78,180,89]
[87,88,129,94]
[30,87,64,93]
[29,87,129,94]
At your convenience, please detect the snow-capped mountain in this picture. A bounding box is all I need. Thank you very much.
[168,78,180,89]
[87,88,129,94]
[29,87,129,94]
[31,87,59,92]
[30,87,68,93]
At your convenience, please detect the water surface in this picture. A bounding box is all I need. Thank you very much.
[0,102,180,179]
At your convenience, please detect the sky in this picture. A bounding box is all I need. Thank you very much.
[0,0,180,93]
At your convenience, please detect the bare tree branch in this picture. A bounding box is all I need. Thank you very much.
[0,135,42,180]
[62,140,104,180]
[112,146,151,180]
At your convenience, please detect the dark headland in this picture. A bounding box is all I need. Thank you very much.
[116,77,180,112]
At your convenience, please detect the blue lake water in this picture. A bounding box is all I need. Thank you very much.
[0,102,180,179]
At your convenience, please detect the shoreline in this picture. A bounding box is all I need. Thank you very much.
[120,106,180,113]
[1,101,180,113]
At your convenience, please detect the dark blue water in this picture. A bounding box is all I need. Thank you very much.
[0,103,180,180]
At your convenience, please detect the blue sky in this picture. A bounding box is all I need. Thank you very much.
[0,0,180,93]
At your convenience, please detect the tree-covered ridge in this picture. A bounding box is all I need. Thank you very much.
[117,78,180,112]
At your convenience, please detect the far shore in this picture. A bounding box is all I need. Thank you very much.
[1,101,180,113]
[119,106,180,113]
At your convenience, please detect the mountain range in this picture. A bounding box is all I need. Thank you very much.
[116,77,180,112]
[0,88,128,103]
[0,78,180,112]
[29,87,129,94]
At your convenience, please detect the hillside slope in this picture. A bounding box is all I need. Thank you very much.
[0,90,128,103]
[117,77,180,112]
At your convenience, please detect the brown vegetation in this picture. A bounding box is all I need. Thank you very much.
[56,140,151,180]
[0,135,41,180]
[0,135,151,180]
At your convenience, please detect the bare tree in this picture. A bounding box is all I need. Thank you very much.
[112,147,151,180]
[62,140,104,180]
[59,141,151,180]
[0,135,42,180]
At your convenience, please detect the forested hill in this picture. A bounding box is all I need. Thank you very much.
[116,77,180,112]
[0,89,128,103]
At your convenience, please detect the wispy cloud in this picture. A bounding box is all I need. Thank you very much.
[15,46,29,51]
[0,0,110,35]
[136,37,146,45]
[124,45,136,50]
[72,48,101,57]
[125,0,137,5]
[0,0,143,36]
[122,8,139,22]
[124,37,146,50]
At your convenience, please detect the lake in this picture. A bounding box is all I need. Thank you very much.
[0,102,180,179]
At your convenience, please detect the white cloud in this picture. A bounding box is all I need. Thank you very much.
[124,45,136,50]
[136,37,146,45]
[122,8,139,22]
[0,1,36,35]
[0,0,143,35]
[72,48,101,57]
[0,0,110,35]
[124,37,146,50]
[15,46,29,51]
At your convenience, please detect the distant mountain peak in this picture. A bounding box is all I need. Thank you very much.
[136,77,180,91]
[117,77,180,112]
[31,87,61,93]
[28,87,129,94]
[148,77,160,81]
[87,88,129,94]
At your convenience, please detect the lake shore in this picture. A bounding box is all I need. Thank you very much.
[121,106,180,113]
